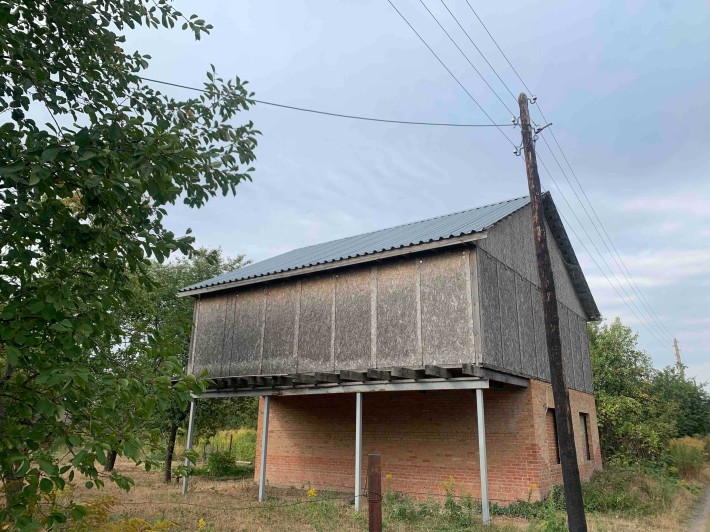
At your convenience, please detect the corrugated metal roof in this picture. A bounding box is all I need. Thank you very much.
[180,195,531,293]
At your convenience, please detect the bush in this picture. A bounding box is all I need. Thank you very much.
[232,428,257,462]
[581,465,677,516]
[206,450,237,476]
[669,437,705,480]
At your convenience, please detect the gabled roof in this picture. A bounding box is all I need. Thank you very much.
[180,195,529,293]
[179,193,599,320]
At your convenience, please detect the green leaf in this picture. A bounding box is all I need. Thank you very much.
[39,478,53,493]
[41,147,61,162]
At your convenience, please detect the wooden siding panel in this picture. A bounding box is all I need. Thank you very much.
[297,276,334,373]
[532,286,550,381]
[192,295,226,378]
[334,268,371,370]
[573,313,586,392]
[376,259,418,368]
[498,263,522,374]
[220,294,237,377]
[227,288,264,376]
[420,251,475,366]
[516,275,536,377]
[262,283,298,374]
[579,318,594,393]
[478,251,503,369]
[560,305,576,390]
[478,205,586,318]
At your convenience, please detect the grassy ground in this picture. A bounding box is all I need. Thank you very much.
[63,458,704,531]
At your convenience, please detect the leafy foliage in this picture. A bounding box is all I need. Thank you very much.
[588,319,678,462]
[0,0,258,527]
[116,250,258,480]
[653,367,710,438]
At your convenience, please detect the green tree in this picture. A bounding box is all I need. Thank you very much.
[652,365,710,438]
[0,1,258,527]
[589,318,677,463]
[113,248,258,483]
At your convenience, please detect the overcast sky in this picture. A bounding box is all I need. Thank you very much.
[125,0,709,382]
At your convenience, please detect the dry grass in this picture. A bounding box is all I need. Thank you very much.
[64,458,706,531]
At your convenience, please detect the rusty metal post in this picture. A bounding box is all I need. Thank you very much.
[519,92,587,531]
[367,454,382,532]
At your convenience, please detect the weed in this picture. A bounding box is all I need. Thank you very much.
[669,437,705,480]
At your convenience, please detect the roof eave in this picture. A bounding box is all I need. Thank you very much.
[541,193,601,321]
[177,230,489,298]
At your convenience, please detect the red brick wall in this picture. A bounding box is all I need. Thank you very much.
[254,379,602,503]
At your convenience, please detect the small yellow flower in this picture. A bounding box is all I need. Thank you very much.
[198,517,207,531]
[307,488,317,498]
[385,474,393,479]
[530,482,538,489]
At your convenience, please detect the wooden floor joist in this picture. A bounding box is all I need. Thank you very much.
[292,373,316,385]
[367,369,391,381]
[340,370,368,382]
[424,365,454,379]
[391,367,425,380]
[206,364,526,392]
[461,364,529,388]
[315,372,340,384]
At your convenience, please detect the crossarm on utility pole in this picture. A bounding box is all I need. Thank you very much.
[518,92,587,531]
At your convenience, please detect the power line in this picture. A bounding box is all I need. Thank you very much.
[438,0,518,102]
[462,0,535,97]
[416,0,515,117]
[539,132,673,343]
[138,76,513,128]
[541,128,676,342]
[385,0,516,146]
[537,154,670,348]
[458,7,675,345]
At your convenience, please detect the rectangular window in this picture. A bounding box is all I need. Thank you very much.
[580,413,591,461]
[547,409,560,464]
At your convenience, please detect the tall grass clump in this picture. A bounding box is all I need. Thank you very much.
[669,436,706,480]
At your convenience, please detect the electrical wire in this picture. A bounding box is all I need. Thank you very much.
[458,6,676,345]
[541,128,676,342]
[417,0,515,117]
[438,0,518,102]
[538,133,674,344]
[384,0,516,146]
[462,0,535,97]
[537,154,670,349]
[138,76,513,128]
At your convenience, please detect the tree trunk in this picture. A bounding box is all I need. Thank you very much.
[104,449,118,472]
[164,422,179,484]
[2,472,23,508]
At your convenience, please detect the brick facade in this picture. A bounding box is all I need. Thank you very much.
[254,379,602,503]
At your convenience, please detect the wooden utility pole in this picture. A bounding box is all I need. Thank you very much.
[518,93,587,531]
[367,454,382,532]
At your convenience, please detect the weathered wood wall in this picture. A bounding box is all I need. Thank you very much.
[190,249,479,378]
[189,204,595,394]
[476,205,593,393]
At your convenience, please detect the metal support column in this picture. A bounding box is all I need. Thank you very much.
[258,395,271,502]
[181,399,196,496]
[476,388,490,525]
[354,392,363,511]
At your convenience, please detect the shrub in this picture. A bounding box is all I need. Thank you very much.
[581,465,677,516]
[233,428,257,463]
[206,451,237,477]
[669,437,705,480]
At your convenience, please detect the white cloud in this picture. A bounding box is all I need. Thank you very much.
[583,249,710,290]
[623,193,710,218]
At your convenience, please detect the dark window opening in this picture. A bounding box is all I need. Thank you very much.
[547,409,560,464]
[580,412,591,461]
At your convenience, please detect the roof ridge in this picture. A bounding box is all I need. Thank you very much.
[287,194,530,254]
